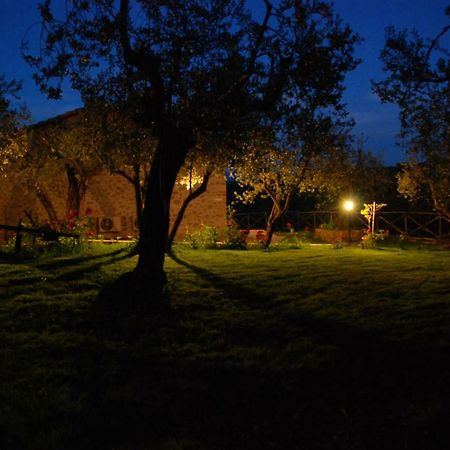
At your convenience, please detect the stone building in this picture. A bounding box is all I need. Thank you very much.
[0,111,227,241]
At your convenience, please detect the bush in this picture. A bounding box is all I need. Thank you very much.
[222,223,247,250]
[361,230,387,249]
[276,232,303,249]
[184,225,218,249]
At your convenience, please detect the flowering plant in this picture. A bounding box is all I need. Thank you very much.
[61,208,95,238]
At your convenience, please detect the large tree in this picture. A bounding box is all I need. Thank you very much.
[23,0,359,305]
[373,7,450,217]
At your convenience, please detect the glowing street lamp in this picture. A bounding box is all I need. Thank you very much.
[343,199,355,242]
[343,200,354,212]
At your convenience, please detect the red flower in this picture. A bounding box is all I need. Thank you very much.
[286,222,292,229]
[67,210,79,220]
[85,207,93,216]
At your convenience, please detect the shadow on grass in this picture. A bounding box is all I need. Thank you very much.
[163,253,450,448]
[169,252,448,361]
[0,249,136,302]
[1,252,449,450]
[168,252,274,308]
[36,246,131,271]
[53,250,135,282]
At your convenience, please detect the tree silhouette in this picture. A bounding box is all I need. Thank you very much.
[23,0,359,305]
[374,7,450,217]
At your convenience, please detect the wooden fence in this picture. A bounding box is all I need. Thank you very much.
[0,221,79,253]
[234,211,450,242]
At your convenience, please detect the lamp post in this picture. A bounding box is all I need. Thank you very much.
[343,200,354,242]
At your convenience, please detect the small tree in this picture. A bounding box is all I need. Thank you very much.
[360,202,387,237]
[233,138,350,247]
[35,113,105,216]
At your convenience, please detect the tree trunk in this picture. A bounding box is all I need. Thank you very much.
[263,192,294,248]
[132,163,144,231]
[34,186,59,228]
[131,124,194,303]
[65,164,89,218]
[166,169,212,253]
[115,164,145,232]
[263,205,281,248]
[65,164,81,215]
[430,183,450,220]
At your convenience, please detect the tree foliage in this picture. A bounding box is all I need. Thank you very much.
[373,7,450,217]
[344,144,392,204]
[0,75,28,176]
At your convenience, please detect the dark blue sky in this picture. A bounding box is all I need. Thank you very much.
[1,0,449,165]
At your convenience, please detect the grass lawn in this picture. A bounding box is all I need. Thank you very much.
[1,242,450,449]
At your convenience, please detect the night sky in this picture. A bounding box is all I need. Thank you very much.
[1,0,449,165]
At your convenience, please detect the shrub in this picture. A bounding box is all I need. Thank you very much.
[222,224,247,250]
[319,218,337,230]
[184,225,218,249]
[361,230,386,249]
[222,206,247,249]
[276,232,303,249]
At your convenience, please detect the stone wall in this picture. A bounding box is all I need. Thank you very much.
[0,169,227,241]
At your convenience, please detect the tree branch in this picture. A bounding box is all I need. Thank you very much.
[117,0,165,117]
[217,0,273,103]
[114,168,134,185]
[425,24,450,63]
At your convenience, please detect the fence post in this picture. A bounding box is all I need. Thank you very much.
[403,213,408,236]
[14,219,23,254]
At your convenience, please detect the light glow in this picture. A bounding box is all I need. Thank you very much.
[178,170,203,191]
[343,200,354,212]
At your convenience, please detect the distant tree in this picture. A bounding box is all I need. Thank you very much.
[373,7,450,217]
[345,144,392,203]
[11,133,61,227]
[24,0,359,304]
[4,111,105,228]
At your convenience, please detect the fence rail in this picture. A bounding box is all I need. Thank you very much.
[0,221,79,254]
[234,211,450,242]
